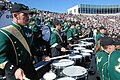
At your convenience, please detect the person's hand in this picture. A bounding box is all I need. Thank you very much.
[14,68,25,80]
[69,44,72,47]
[43,56,51,61]
[61,47,67,52]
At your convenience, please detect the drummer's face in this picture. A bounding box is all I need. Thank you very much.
[57,24,61,30]
[14,12,29,26]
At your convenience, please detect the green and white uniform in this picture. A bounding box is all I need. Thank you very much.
[108,50,120,80]
[50,29,63,57]
[96,51,109,80]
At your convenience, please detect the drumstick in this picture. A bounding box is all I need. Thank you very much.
[50,54,69,60]
[50,50,80,60]
[66,50,79,52]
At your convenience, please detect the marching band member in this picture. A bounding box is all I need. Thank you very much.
[50,20,67,57]
[67,23,76,49]
[0,4,39,80]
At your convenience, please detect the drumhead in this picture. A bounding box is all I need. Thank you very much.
[62,66,87,77]
[69,54,82,59]
[58,59,73,62]
[57,77,75,80]
[73,50,79,53]
[80,53,91,57]
[43,72,56,80]
[52,59,74,67]
[74,47,86,50]
[72,44,86,47]
[81,49,93,53]
[85,42,93,46]
[41,25,51,42]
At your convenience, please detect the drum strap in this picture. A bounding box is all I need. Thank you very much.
[1,25,32,57]
[53,31,63,43]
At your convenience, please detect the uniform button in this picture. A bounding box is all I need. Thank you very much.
[14,41,17,44]
[16,47,19,49]
[18,54,20,56]
[10,65,14,69]
[19,60,21,62]
[21,51,23,53]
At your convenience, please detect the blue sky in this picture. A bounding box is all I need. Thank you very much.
[9,0,120,13]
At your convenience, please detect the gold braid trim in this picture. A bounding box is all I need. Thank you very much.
[0,29,18,69]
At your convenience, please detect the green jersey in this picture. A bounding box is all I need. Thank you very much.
[96,51,109,80]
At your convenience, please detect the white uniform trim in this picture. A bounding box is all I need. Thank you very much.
[68,37,72,40]
[51,43,58,48]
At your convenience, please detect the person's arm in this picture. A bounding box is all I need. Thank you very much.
[50,33,62,49]
[0,31,25,79]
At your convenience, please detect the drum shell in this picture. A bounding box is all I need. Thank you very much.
[68,54,82,66]
[51,59,74,77]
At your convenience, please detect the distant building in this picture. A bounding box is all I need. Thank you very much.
[67,4,120,14]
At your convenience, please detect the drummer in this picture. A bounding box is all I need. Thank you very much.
[28,16,50,62]
[50,19,67,57]
[95,26,107,53]
[67,22,76,49]
[96,26,107,43]
[73,22,79,40]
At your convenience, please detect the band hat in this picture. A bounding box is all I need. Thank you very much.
[10,3,31,14]
[99,26,106,30]
[53,19,62,26]
[100,37,119,46]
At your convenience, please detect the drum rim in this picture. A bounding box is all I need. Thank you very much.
[52,59,74,68]
[69,54,82,59]
[57,77,75,80]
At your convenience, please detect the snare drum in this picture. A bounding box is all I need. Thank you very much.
[69,54,82,66]
[62,66,87,80]
[57,77,75,80]
[85,37,94,42]
[80,41,93,49]
[51,59,74,77]
[80,53,91,58]
[80,52,91,62]
[72,44,86,47]
[81,49,93,53]
[74,47,86,50]
[85,42,94,49]
[43,72,56,80]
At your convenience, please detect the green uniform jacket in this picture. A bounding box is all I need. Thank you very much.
[108,50,120,80]
[50,29,63,49]
[73,26,79,39]
[50,29,63,57]
[96,51,109,80]
[67,28,74,44]
[63,24,69,33]
[47,21,54,31]
[96,32,104,43]
[0,21,38,79]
